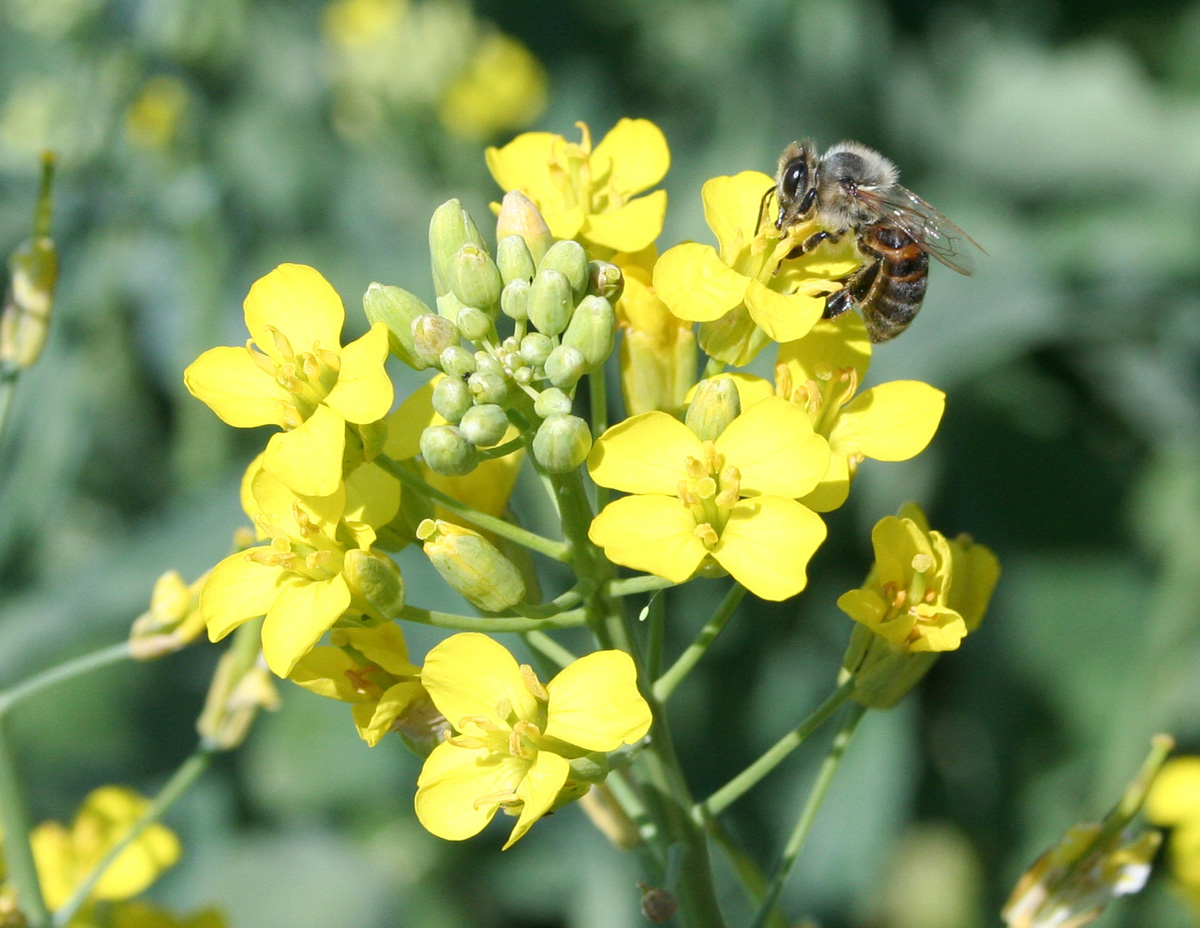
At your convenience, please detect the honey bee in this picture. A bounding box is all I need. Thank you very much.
[771,139,983,343]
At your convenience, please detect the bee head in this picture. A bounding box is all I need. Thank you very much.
[774,140,818,231]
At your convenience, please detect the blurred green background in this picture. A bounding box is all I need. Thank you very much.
[2,0,1200,925]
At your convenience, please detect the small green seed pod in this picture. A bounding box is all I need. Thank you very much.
[429,199,488,298]
[451,243,503,312]
[459,403,510,447]
[534,387,573,419]
[588,261,624,302]
[528,268,574,337]
[412,313,458,363]
[497,234,537,286]
[562,295,616,371]
[362,283,432,370]
[467,369,509,405]
[500,278,531,322]
[533,414,593,474]
[418,518,527,613]
[544,344,586,390]
[495,191,553,266]
[538,239,589,302]
[342,548,405,624]
[439,345,477,379]
[420,425,478,476]
[685,377,742,442]
[519,332,553,368]
[432,376,473,424]
[455,305,491,343]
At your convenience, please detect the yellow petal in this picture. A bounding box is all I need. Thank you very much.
[588,495,707,583]
[415,740,525,841]
[426,446,524,519]
[946,538,1000,632]
[421,632,540,728]
[800,453,851,513]
[201,551,283,641]
[716,397,830,499]
[837,588,890,629]
[485,132,562,201]
[829,381,945,461]
[777,313,872,384]
[583,189,668,252]
[324,323,394,424]
[701,171,773,259]
[335,623,419,677]
[360,681,426,746]
[712,497,826,601]
[384,377,439,460]
[260,575,352,677]
[262,404,346,497]
[248,458,345,529]
[540,204,587,242]
[545,650,651,752]
[289,646,358,701]
[243,264,345,358]
[871,516,931,589]
[343,460,401,528]
[744,278,824,343]
[504,751,570,849]
[587,411,701,494]
[1148,758,1200,825]
[653,242,748,323]
[590,118,670,196]
[183,346,292,428]
[906,605,968,652]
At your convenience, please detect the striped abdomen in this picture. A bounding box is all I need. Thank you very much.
[852,222,929,342]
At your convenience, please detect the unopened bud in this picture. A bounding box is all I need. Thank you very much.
[497,234,536,285]
[420,425,479,476]
[429,198,487,297]
[459,403,510,447]
[495,190,552,266]
[197,651,281,750]
[589,260,624,302]
[685,377,742,442]
[432,376,473,424]
[1,153,57,372]
[455,305,491,342]
[439,345,476,378]
[534,387,572,419]
[533,414,592,473]
[418,519,527,612]
[451,243,502,311]
[519,332,553,368]
[544,344,586,390]
[412,313,457,362]
[500,278,531,321]
[467,369,508,405]
[129,569,208,659]
[342,548,405,623]
[562,295,616,371]
[362,283,433,370]
[538,239,588,301]
[528,267,574,336]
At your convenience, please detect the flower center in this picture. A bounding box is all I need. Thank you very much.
[246,326,342,428]
[246,503,345,581]
[548,123,594,213]
[776,360,859,438]
[879,554,942,642]
[676,440,742,550]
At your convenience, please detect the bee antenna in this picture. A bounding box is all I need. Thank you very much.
[755,184,774,236]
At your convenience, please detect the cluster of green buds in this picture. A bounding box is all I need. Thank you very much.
[365,193,620,476]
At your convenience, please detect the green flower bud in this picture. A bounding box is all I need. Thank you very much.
[562,295,616,371]
[519,332,553,368]
[501,278,531,321]
[459,403,510,447]
[474,353,505,376]
[685,377,742,442]
[538,239,589,301]
[417,519,526,613]
[432,376,473,424]
[497,234,537,286]
[1,153,57,372]
[839,624,938,710]
[588,260,624,302]
[455,305,491,342]
[451,243,503,311]
[436,290,467,322]
[534,387,572,419]
[495,190,553,266]
[439,345,476,378]
[528,267,574,337]
[467,369,508,405]
[544,344,586,390]
[362,283,433,370]
[342,548,405,623]
[420,425,478,476]
[412,313,457,362]
[533,414,592,473]
[513,367,534,386]
[429,198,487,297]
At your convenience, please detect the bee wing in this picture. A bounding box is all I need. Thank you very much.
[858,184,985,276]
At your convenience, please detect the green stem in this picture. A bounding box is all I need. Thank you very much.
[521,630,577,669]
[695,678,857,823]
[646,591,666,680]
[702,356,726,379]
[653,583,745,702]
[707,822,789,928]
[508,587,583,619]
[608,574,676,597]
[0,370,18,453]
[0,715,49,927]
[377,455,569,562]
[0,642,133,718]
[52,748,215,928]
[589,366,609,511]
[748,703,867,928]
[395,604,586,633]
[477,436,526,460]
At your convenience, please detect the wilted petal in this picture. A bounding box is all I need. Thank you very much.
[545,650,652,752]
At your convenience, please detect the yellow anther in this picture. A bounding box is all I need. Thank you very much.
[315,346,341,372]
[520,664,548,702]
[495,697,513,721]
[474,788,520,810]
[343,666,380,697]
[305,549,332,572]
[924,590,938,603]
[267,325,294,359]
[280,404,304,429]
[246,341,276,376]
[684,455,706,480]
[278,363,304,394]
[714,488,739,508]
[694,523,719,549]
[702,441,722,474]
[775,362,794,399]
[803,379,823,416]
[721,465,741,496]
[268,535,291,552]
[814,362,833,381]
[292,502,319,536]
[695,476,717,500]
[512,719,542,740]
[300,352,321,382]
[248,549,298,570]
[677,481,701,507]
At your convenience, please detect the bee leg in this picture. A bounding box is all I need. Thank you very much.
[784,230,840,261]
[823,254,880,319]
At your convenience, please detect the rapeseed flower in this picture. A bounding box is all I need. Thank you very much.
[439,33,547,139]
[415,633,651,848]
[184,264,393,496]
[1146,756,1200,913]
[587,395,829,601]
[486,119,669,254]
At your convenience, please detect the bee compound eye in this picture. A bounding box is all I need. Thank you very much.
[782,160,808,198]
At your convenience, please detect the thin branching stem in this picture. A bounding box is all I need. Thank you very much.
[653,583,745,702]
[0,716,49,927]
[396,604,587,632]
[0,642,133,718]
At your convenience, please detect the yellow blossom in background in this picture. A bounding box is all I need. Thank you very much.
[486,119,669,254]
[1147,756,1200,912]
[184,264,393,497]
[31,786,181,910]
[439,32,547,140]
[653,170,860,366]
[108,901,227,928]
[125,76,189,151]
[129,569,209,659]
[588,396,829,601]
[415,633,651,848]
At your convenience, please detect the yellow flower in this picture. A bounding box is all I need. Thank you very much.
[486,119,669,254]
[415,633,651,848]
[107,900,227,928]
[184,264,394,497]
[776,313,944,511]
[30,786,181,910]
[1147,757,1200,905]
[653,171,860,365]
[587,396,829,601]
[128,569,209,659]
[439,33,547,140]
[290,623,427,747]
